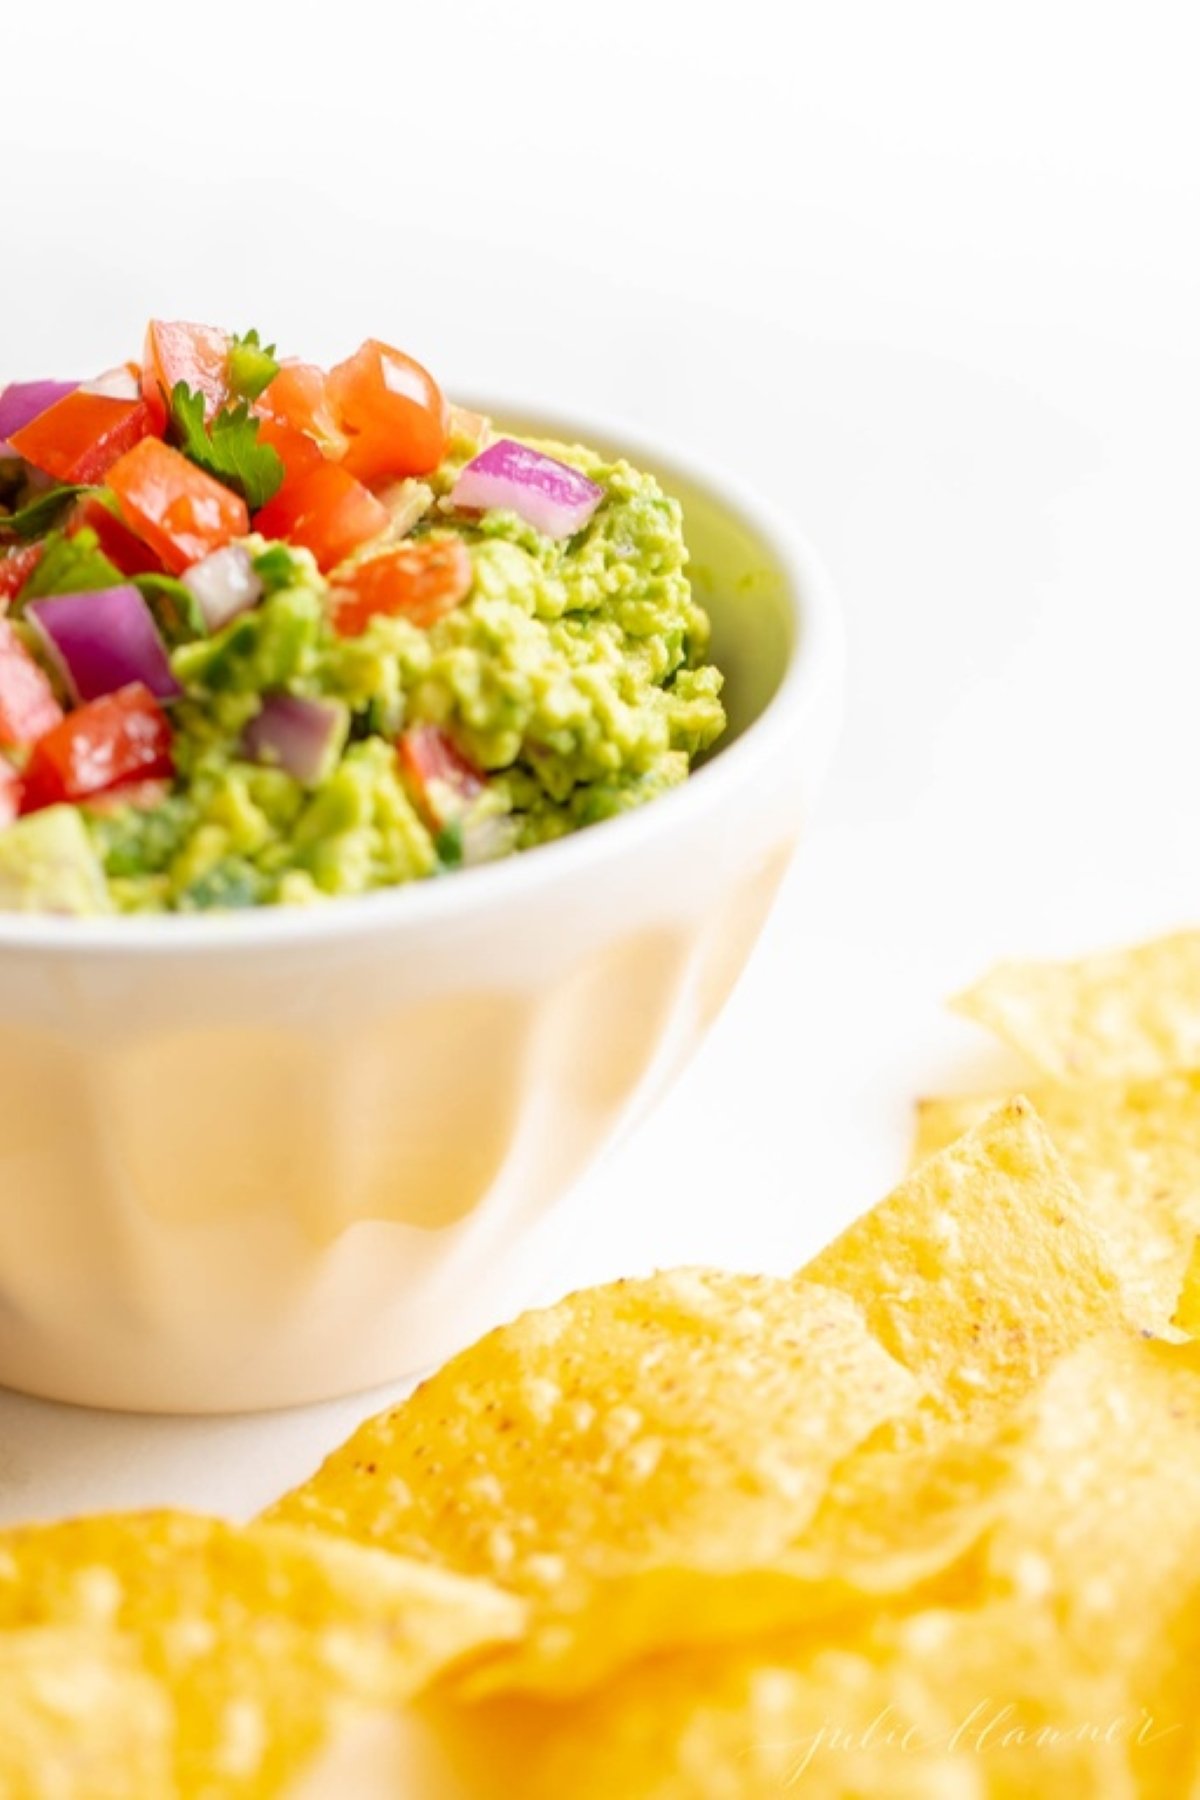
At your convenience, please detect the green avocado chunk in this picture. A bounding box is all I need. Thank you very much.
[0,807,110,916]
[0,425,729,914]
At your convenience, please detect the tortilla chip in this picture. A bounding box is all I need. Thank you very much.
[470,1329,1191,1706]
[266,1271,918,1598]
[417,1594,1155,1800]
[786,1431,1003,1599]
[512,1341,1200,1777]
[282,1710,454,1800]
[915,1072,1200,1328]
[1131,1570,1200,1798]
[1172,1237,1200,1334]
[0,1512,524,1797]
[856,1605,1143,1800]
[913,1091,1004,1160]
[800,1102,1129,1439]
[977,1335,1200,1682]
[0,1628,173,1798]
[466,1432,1006,1699]
[952,930,1200,1081]
[413,1630,986,1800]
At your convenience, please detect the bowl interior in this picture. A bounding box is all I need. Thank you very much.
[672,469,795,746]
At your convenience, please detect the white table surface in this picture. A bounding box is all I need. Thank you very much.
[1,0,1197,1525]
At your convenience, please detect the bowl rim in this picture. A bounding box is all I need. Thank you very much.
[0,398,844,956]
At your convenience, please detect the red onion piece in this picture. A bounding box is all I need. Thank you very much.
[450,438,603,539]
[27,586,180,703]
[0,381,79,456]
[182,545,263,631]
[242,693,347,786]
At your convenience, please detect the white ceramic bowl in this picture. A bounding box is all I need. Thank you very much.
[0,403,843,1412]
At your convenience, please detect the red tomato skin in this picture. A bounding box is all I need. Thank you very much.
[253,416,326,494]
[105,439,249,575]
[327,340,448,483]
[253,463,388,573]
[259,361,347,456]
[9,394,156,485]
[142,320,231,430]
[67,495,163,577]
[398,724,485,828]
[0,759,21,825]
[332,539,473,636]
[0,545,44,606]
[0,620,63,747]
[22,684,173,811]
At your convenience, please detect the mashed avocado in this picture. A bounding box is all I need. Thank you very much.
[74,431,725,913]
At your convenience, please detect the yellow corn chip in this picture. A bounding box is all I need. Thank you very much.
[783,1432,1003,1602]
[913,1091,1007,1159]
[462,1306,1177,1707]
[413,1476,1178,1797]
[0,1628,173,1799]
[266,1271,918,1599]
[414,1597,1152,1800]
[1172,1237,1200,1334]
[1130,1570,1200,1798]
[484,1102,1123,1699]
[952,930,1200,1082]
[915,1073,1200,1327]
[411,1631,986,1800]
[977,1335,1200,1683]
[800,1102,1129,1439]
[0,1512,524,1798]
[467,1435,1005,1698]
[855,1605,1144,1800]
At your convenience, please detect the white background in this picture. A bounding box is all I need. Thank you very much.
[0,0,1197,1521]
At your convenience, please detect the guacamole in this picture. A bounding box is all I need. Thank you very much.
[0,326,725,914]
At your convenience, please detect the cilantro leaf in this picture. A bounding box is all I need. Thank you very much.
[434,819,464,868]
[20,529,123,601]
[169,384,284,512]
[0,485,91,543]
[228,329,280,403]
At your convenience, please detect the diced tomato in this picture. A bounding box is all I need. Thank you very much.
[253,415,326,494]
[22,683,173,811]
[253,462,387,573]
[258,360,347,456]
[0,544,44,606]
[327,340,447,483]
[105,438,248,575]
[332,538,472,636]
[398,724,485,829]
[141,320,230,430]
[67,494,163,577]
[9,393,155,485]
[0,759,21,825]
[0,620,63,747]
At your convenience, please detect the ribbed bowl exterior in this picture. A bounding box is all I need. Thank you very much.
[0,407,843,1410]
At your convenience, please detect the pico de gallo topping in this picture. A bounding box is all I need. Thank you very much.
[0,321,725,913]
